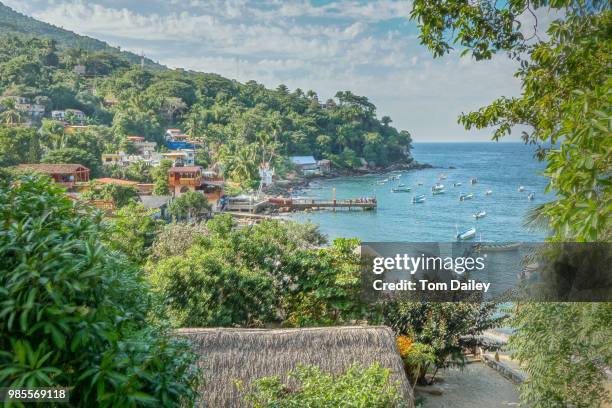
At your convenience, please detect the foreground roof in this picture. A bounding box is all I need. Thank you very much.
[178,325,413,407]
[17,163,89,174]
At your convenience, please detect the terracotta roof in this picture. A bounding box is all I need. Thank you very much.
[168,166,202,173]
[93,178,138,186]
[17,163,89,174]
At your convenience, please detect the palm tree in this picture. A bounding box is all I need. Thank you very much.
[0,98,22,125]
[40,119,66,150]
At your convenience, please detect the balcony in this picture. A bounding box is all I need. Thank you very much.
[169,176,202,187]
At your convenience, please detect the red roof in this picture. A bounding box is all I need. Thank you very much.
[168,166,202,173]
[126,136,145,142]
[17,163,89,174]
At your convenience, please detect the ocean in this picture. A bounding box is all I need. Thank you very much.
[288,142,552,242]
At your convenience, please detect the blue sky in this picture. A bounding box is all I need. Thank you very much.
[4,0,547,141]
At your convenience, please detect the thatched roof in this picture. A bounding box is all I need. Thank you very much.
[178,326,413,407]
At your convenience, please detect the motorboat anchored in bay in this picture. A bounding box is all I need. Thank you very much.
[432,183,445,194]
[473,210,487,219]
[391,187,411,193]
[456,226,477,240]
[459,192,474,201]
[412,194,426,203]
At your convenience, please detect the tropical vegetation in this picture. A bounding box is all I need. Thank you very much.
[410,0,611,405]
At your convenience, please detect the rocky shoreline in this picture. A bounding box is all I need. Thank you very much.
[263,161,434,197]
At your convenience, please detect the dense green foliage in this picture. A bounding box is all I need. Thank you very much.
[81,182,140,208]
[0,175,201,406]
[384,301,501,373]
[147,215,362,328]
[244,363,405,408]
[509,302,611,407]
[0,29,412,186]
[167,191,211,221]
[411,1,611,405]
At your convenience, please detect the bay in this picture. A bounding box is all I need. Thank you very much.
[288,142,552,242]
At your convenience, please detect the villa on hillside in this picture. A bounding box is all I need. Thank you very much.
[16,163,90,188]
[126,136,157,155]
[168,166,224,209]
[51,109,85,124]
[102,151,161,167]
[162,149,196,166]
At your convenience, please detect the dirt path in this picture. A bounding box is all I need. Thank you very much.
[417,362,520,408]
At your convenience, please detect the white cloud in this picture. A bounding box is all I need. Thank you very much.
[4,0,532,140]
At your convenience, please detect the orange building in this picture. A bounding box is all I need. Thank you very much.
[168,166,224,208]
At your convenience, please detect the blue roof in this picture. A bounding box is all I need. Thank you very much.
[290,156,317,165]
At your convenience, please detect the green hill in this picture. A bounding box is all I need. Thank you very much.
[0,2,165,70]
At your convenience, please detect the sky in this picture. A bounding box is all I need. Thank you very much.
[4,0,548,141]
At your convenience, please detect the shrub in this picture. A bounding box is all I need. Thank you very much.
[244,363,406,408]
[384,301,501,372]
[0,175,201,407]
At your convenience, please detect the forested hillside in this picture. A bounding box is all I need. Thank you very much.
[0,9,412,186]
[0,2,164,69]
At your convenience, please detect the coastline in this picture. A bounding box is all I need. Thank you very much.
[264,160,434,197]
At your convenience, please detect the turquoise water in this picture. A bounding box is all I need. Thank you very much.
[289,142,552,242]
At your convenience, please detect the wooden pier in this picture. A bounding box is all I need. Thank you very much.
[272,198,376,211]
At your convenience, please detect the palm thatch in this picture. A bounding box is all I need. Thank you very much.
[178,325,413,407]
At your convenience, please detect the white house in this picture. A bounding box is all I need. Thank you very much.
[51,109,85,124]
[161,149,196,166]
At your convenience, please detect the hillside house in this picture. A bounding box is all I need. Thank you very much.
[127,136,157,155]
[162,149,196,166]
[291,156,320,175]
[51,109,85,124]
[168,166,203,196]
[1,97,45,118]
[17,163,90,188]
[168,166,224,208]
[102,152,161,167]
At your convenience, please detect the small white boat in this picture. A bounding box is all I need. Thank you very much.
[470,177,478,184]
[453,182,462,187]
[456,226,477,240]
[527,192,535,200]
[459,192,474,201]
[432,184,446,195]
[376,180,387,185]
[518,186,525,192]
[473,210,487,219]
[485,190,493,195]
[438,173,448,180]
[413,194,426,203]
[398,183,406,187]
[391,187,411,193]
